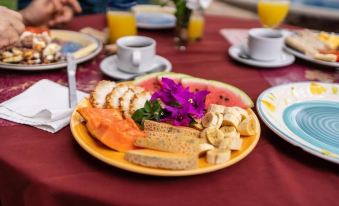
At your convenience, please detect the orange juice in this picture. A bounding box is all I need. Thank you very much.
[258,0,289,28]
[107,11,137,43]
[188,14,205,41]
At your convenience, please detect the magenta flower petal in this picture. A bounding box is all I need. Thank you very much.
[152,77,209,126]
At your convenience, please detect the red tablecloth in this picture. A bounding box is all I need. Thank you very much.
[0,15,338,206]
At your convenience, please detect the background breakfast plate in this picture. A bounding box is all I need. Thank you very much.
[136,13,176,29]
[71,99,260,177]
[284,45,339,68]
[257,82,339,164]
[0,30,102,71]
[132,5,176,30]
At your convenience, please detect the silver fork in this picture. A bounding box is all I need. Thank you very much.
[67,53,78,108]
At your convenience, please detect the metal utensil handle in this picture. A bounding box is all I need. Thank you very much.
[67,54,78,108]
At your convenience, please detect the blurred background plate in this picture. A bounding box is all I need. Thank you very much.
[132,4,176,29]
[136,13,176,29]
[284,45,339,68]
[0,30,102,71]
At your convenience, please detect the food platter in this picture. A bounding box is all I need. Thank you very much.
[70,74,261,176]
[284,30,339,68]
[284,46,339,68]
[0,30,102,71]
[71,99,260,176]
[257,82,339,164]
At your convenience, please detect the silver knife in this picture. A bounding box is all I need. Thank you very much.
[67,53,77,108]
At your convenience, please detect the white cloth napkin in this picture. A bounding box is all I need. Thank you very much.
[0,79,88,133]
[219,29,249,46]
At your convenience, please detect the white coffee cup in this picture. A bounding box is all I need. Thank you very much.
[248,28,284,61]
[116,36,156,74]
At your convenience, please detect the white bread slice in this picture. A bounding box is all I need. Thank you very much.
[125,149,198,170]
[134,131,200,155]
[143,120,200,138]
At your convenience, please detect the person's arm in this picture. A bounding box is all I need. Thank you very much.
[20,0,82,27]
[0,6,25,48]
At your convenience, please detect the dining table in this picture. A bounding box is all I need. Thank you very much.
[0,14,338,206]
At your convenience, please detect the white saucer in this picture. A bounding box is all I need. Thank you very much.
[100,55,172,80]
[228,44,295,68]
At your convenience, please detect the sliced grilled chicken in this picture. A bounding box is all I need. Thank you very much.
[90,80,116,108]
[105,84,129,109]
[130,91,151,114]
[120,89,138,117]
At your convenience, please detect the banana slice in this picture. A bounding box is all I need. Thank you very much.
[206,149,218,164]
[222,113,241,127]
[218,138,232,150]
[206,149,231,164]
[201,112,218,128]
[237,117,257,136]
[192,118,204,130]
[199,128,208,143]
[220,126,239,139]
[206,127,224,146]
[216,113,223,128]
[199,143,215,155]
[215,150,231,164]
[229,137,243,151]
[207,104,225,114]
[230,107,249,120]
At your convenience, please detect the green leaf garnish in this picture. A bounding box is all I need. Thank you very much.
[132,100,165,127]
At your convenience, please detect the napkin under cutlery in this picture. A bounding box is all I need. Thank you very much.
[0,79,87,133]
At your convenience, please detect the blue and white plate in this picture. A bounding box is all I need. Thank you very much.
[257,82,339,164]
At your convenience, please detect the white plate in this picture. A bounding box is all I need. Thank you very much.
[284,45,339,68]
[136,13,176,29]
[229,44,295,68]
[100,55,172,80]
[257,82,339,164]
[0,30,102,71]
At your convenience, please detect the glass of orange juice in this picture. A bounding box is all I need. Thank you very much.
[257,0,290,28]
[107,5,137,43]
[188,10,205,42]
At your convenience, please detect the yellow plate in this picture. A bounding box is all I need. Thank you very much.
[70,98,261,176]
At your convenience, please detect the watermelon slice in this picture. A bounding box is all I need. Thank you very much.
[156,72,191,83]
[206,80,253,108]
[134,72,254,108]
[134,72,191,92]
[134,72,162,92]
[181,77,209,92]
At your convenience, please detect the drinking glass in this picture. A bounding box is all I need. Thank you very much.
[188,9,205,42]
[257,0,290,28]
[107,3,137,43]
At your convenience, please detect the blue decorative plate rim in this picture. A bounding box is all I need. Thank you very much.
[256,82,339,164]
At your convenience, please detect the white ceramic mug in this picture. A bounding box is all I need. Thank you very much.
[116,36,156,73]
[248,28,284,61]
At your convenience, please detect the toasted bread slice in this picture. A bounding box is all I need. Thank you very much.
[143,120,200,138]
[135,131,200,155]
[125,149,198,170]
